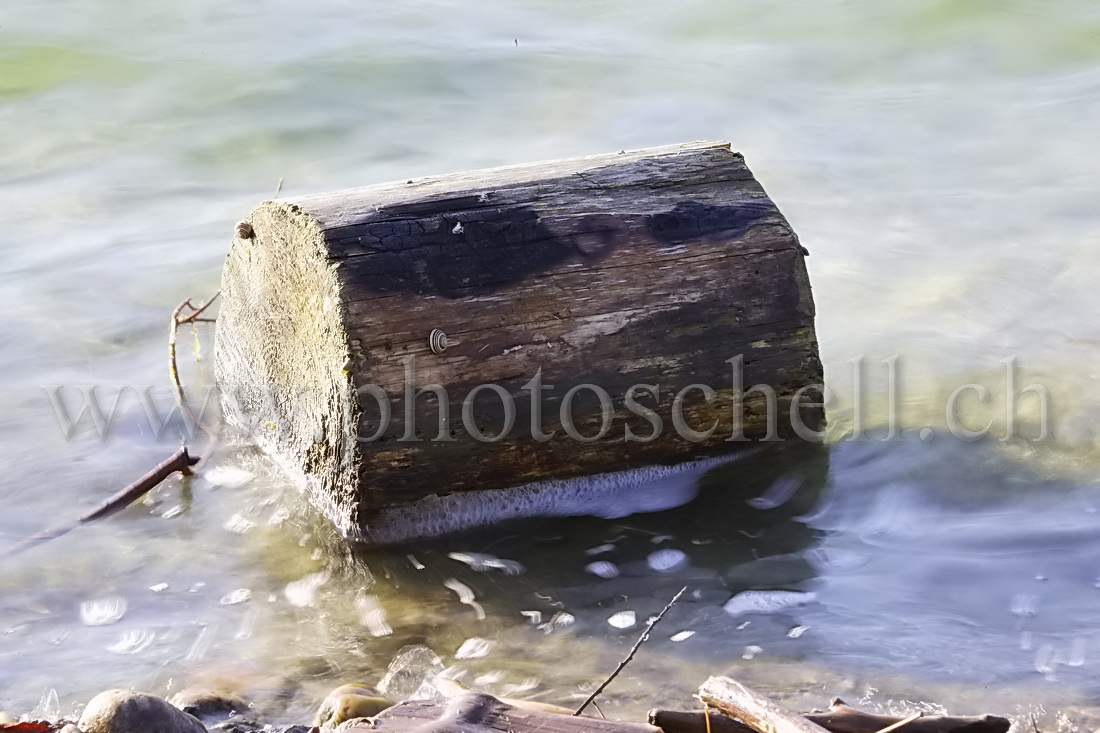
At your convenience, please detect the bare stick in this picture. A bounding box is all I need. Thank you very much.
[169,290,220,406]
[1,447,200,558]
[177,290,220,324]
[573,586,686,716]
[274,177,284,199]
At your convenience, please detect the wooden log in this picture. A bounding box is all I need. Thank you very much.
[698,676,831,733]
[342,691,661,733]
[215,141,822,543]
[650,705,1010,733]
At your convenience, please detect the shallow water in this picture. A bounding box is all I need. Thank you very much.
[3,0,1100,724]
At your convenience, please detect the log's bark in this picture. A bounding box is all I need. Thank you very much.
[650,705,1010,733]
[215,141,823,543]
[699,676,831,733]
[342,692,660,733]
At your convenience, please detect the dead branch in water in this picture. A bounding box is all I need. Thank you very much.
[6,292,220,559]
[1,447,199,558]
[169,290,220,406]
[573,586,687,716]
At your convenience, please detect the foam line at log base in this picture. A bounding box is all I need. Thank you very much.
[355,452,753,545]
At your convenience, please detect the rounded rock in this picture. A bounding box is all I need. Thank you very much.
[79,690,206,733]
[315,690,393,729]
[168,687,250,721]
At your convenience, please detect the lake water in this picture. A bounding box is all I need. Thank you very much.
[3,0,1100,725]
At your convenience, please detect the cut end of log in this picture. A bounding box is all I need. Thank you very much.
[217,200,364,536]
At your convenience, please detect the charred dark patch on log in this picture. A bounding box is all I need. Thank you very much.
[647,201,775,244]
[330,206,578,297]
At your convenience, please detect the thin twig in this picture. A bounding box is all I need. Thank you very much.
[176,290,221,324]
[1,447,199,558]
[573,586,686,716]
[873,713,923,733]
[704,700,713,733]
[169,290,220,405]
[274,178,284,199]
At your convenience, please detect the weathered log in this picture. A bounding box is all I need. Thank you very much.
[650,704,1010,733]
[215,141,822,543]
[699,676,830,733]
[342,691,660,733]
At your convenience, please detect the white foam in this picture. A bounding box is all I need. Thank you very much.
[359,454,744,544]
[448,552,524,575]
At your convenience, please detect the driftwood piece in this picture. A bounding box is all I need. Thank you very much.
[342,691,660,733]
[215,141,822,543]
[687,671,1011,733]
[657,696,1011,733]
[699,676,830,733]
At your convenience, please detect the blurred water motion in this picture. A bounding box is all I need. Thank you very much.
[2,0,1100,722]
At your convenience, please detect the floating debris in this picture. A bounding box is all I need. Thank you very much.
[647,548,688,573]
[448,551,524,575]
[444,578,486,620]
[743,645,764,659]
[585,561,620,579]
[748,474,804,510]
[723,590,816,616]
[536,611,575,634]
[584,544,616,556]
[220,588,252,605]
[608,610,636,629]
